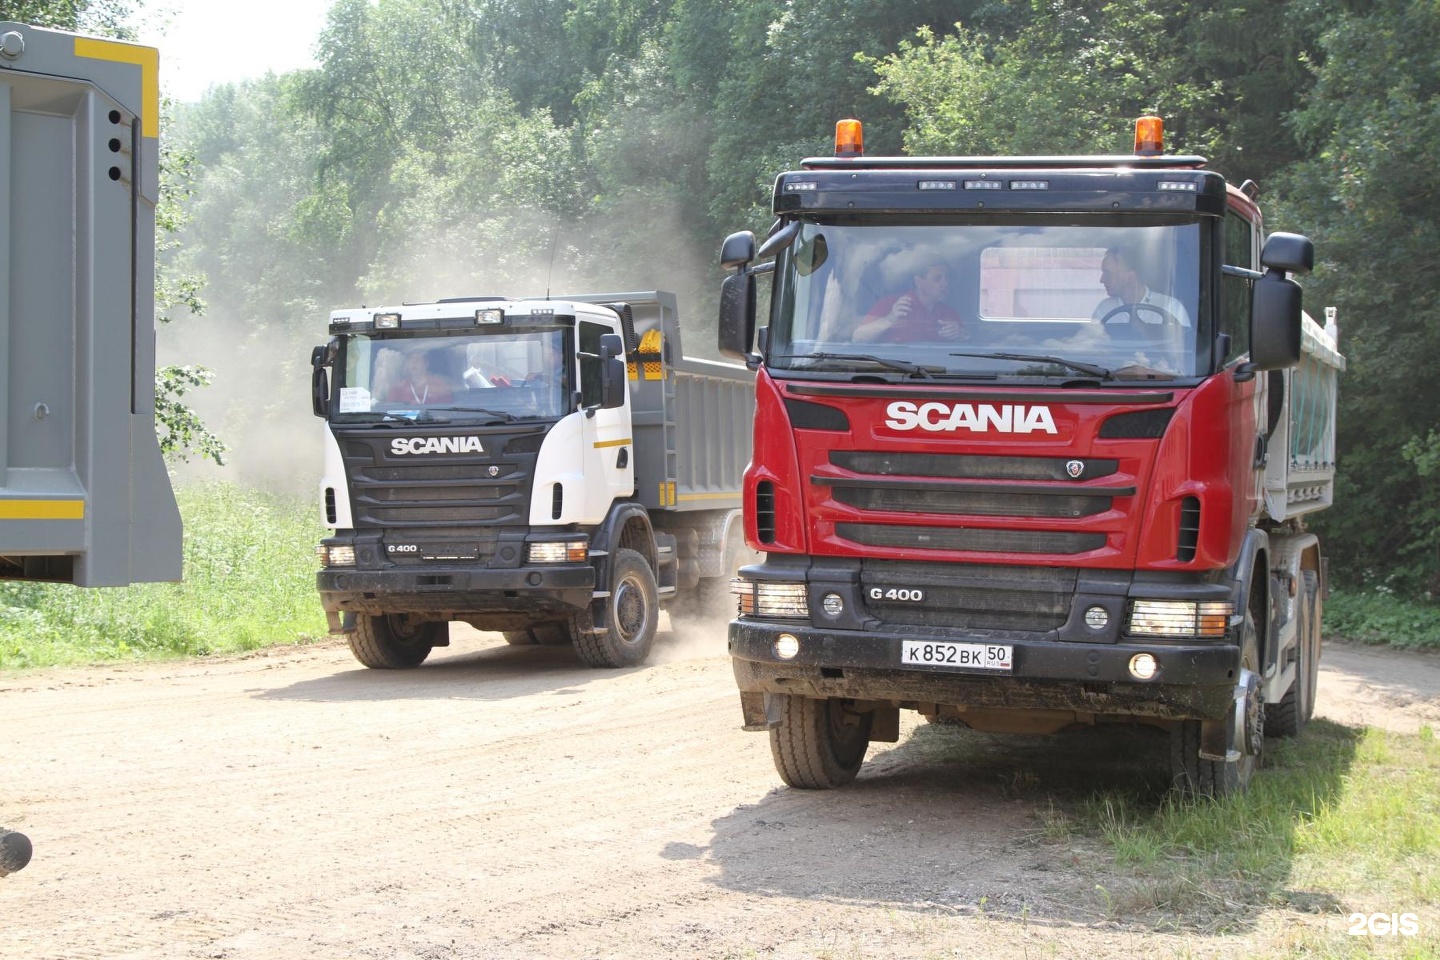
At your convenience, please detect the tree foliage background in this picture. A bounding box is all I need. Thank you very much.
[5,0,1437,595]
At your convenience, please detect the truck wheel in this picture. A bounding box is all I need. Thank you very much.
[347,614,440,669]
[673,526,759,622]
[1171,608,1263,797]
[770,695,873,789]
[571,548,659,668]
[1266,570,1321,738]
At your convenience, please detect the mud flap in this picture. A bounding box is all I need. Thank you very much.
[740,691,784,731]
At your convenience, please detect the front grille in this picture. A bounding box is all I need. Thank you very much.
[862,560,1074,631]
[837,523,1105,555]
[340,427,544,529]
[832,486,1110,518]
[831,451,1117,482]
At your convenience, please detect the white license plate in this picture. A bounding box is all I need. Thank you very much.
[900,640,1013,672]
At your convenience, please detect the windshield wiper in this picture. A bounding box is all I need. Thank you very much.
[424,406,519,422]
[773,352,942,379]
[948,350,1111,379]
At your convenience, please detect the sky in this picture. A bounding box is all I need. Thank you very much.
[134,0,336,102]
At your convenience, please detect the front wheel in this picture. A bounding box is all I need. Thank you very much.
[1171,608,1263,797]
[347,614,443,669]
[769,695,873,789]
[571,548,659,667]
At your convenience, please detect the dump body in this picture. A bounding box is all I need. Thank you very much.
[0,23,179,585]
[313,291,754,668]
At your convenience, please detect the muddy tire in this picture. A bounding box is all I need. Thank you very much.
[347,614,442,669]
[571,548,659,668]
[672,526,759,622]
[1266,570,1321,738]
[769,695,873,789]
[1171,608,1263,797]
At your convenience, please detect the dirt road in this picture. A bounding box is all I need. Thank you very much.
[2,620,1437,959]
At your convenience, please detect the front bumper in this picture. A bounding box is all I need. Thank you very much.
[317,564,594,620]
[729,619,1240,721]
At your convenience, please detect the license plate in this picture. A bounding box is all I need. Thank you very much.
[900,640,1013,673]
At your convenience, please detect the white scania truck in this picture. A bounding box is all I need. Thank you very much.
[311,291,755,668]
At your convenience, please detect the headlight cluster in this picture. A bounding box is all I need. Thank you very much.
[527,539,589,564]
[731,579,808,619]
[316,544,356,567]
[1127,600,1231,639]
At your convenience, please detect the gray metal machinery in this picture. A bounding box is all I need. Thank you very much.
[0,22,180,586]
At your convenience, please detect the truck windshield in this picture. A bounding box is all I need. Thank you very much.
[330,328,570,422]
[768,220,1205,380]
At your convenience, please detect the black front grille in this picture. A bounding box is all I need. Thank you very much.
[831,451,1117,482]
[340,426,544,529]
[832,486,1110,518]
[862,560,1075,631]
[837,523,1105,555]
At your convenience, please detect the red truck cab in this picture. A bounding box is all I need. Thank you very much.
[718,119,1338,796]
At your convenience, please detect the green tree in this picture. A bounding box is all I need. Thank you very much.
[1275,0,1440,593]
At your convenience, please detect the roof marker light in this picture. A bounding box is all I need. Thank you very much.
[964,180,1003,190]
[1010,180,1049,190]
[835,118,863,158]
[1135,115,1164,156]
[1158,181,1198,192]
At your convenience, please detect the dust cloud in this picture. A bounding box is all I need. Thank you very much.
[655,611,735,665]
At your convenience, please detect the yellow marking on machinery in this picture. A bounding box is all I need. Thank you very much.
[0,499,85,520]
[657,481,677,506]
[635,329,665,380]
[677,490,742,502]
[73,37,159,138]
[593,437,632,449]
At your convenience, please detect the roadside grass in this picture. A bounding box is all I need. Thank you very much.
[0,482,327,668]
[1045,721,1440,954]
[1327,588,1440,650]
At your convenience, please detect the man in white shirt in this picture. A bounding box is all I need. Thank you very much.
[1091,246,1191,335]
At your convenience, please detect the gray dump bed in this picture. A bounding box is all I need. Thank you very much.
[0,23,180,585]
[565,292,754,514]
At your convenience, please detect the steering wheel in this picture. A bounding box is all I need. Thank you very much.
[1097,301,1183,341]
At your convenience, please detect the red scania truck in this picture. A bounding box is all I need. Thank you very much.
[717,117,1343,796]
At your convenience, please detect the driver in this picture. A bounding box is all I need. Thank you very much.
[1092,246,1191,332]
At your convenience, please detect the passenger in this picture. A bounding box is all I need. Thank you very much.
[1092,246,1191,334]
[853,262,964,344]
[386,350,454,403]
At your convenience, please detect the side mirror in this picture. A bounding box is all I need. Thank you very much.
[1260,232,1314,275]
[1250,271,1303,370]
[310,343,330,418]
[719,230,756,270]
[718,271,757,360]
[598,333,627,409]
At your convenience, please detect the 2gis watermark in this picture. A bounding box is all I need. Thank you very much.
[1347,912,1421,937]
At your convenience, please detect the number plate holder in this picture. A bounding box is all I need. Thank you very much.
[899,640,1013,673]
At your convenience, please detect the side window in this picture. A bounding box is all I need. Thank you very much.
[577,321,606,408]
[1221,210,1255,363]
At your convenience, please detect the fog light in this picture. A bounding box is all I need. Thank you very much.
[822,593,844,618]
[1084,606,1109,630]
[774,634,800,660]
[373,312,401,329]
[1128,653,1159,681]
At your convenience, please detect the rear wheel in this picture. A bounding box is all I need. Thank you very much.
[571,548,659,667]
[672,525,760,622]
[769,695,873,789]
[1266,570,1321,737]
[347,614,442,669]
[1171,606,1263,797]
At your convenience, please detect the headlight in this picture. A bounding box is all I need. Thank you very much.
[527,540,588,564]
[1126,600,1232,639]
[731,579,808,619]
[319,544,356,567]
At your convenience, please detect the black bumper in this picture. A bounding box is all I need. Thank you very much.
[317,565,594,618]
[728,619,1240,721]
